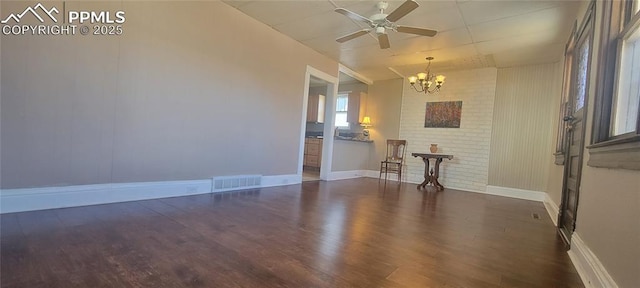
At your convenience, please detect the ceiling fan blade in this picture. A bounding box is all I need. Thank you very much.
[396,25,438,37]
[336,30,370,43]
[386,0,419,22]
[335,8,373,25]
[378,33,390,49]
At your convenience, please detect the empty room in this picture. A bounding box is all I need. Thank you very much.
[1,0,638,287]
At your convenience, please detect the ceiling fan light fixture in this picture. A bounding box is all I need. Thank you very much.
[333,0,436,49]
[409,57,445,94]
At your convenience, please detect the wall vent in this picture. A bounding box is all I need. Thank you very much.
[211,175,262,192]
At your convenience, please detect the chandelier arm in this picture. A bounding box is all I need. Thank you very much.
[407,57,444,94]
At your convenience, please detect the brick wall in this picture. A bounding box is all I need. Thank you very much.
[399,67,497,192]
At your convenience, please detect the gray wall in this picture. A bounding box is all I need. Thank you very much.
[366,79,404,171]
[331,140,372,172]
[1,1,338,188]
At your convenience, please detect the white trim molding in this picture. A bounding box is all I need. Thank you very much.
[543,193,560,226]
[0,180,212,214]
[361,169,411,183]
[327,170,370,181]
[568,234,619,288]
[485,185,547,201]
[1,174,303,214]
[362,170,381,179]
[262,174,302,187]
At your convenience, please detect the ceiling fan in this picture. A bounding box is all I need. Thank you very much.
[334,0,437,49]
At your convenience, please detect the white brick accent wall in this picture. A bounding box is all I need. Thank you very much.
[399,67,497,193]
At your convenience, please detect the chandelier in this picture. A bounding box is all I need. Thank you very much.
[408,57,445,94]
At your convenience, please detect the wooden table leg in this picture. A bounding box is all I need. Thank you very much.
[433,158,444,190]
[418,158,431,189]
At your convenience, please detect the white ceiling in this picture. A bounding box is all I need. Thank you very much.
[223,0,581,81]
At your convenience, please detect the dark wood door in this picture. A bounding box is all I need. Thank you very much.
[559,111,585,244]
[558,12,593,245]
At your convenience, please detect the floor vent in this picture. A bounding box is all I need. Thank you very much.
[212,175,262,193]
[532,213,541,220]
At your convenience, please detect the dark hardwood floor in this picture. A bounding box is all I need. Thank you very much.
[1,178,583,287]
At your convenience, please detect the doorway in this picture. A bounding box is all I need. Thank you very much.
[298,66,338,182]
[303,76,328,181]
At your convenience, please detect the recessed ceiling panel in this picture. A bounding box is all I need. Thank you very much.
[492,43,565,67]
[475,29,565,55]
[390,54,496,78]
[339,46,396,69]
[394,5,466,32]
[458,1,563,25]
[230,1,335,26]
[272,11,360,42]
[388,44,480,73]
[388,28,473,55]
[468,6,573,42]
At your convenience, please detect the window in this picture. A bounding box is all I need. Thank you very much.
[554,23,577,165]
[612,9,640,135]
[574,33,591,113]
[335,94,349,128]
[589,0,640,170]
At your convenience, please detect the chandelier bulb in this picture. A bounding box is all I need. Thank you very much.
[407,57,444,94]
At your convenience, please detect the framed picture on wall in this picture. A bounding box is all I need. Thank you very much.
[424,101,462,128]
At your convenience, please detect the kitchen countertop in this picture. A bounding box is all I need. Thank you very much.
[334,136,373,143]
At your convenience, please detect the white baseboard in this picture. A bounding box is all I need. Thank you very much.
[337,176,549,203]
[327,170,374,181]
[361,169,417,183]
[436,184,486,195]
[568,234,619,288]
[262,174,301,187]
[1,174,302,214]
[362,170,380,179]
[485,185,546,201]
[0,180,212,214]
[543,193,560,226]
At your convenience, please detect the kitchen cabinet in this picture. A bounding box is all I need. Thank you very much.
[304,138,323,168]
[348,92,368,125]
[307,94,326,123]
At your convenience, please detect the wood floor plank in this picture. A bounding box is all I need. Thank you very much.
[0,214,23,239]
[1,178,583,287]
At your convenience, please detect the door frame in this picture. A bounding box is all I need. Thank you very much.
[298,65,338,181]
[557,2,595,245]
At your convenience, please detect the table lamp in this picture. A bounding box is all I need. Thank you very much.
[361,116,372,139]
